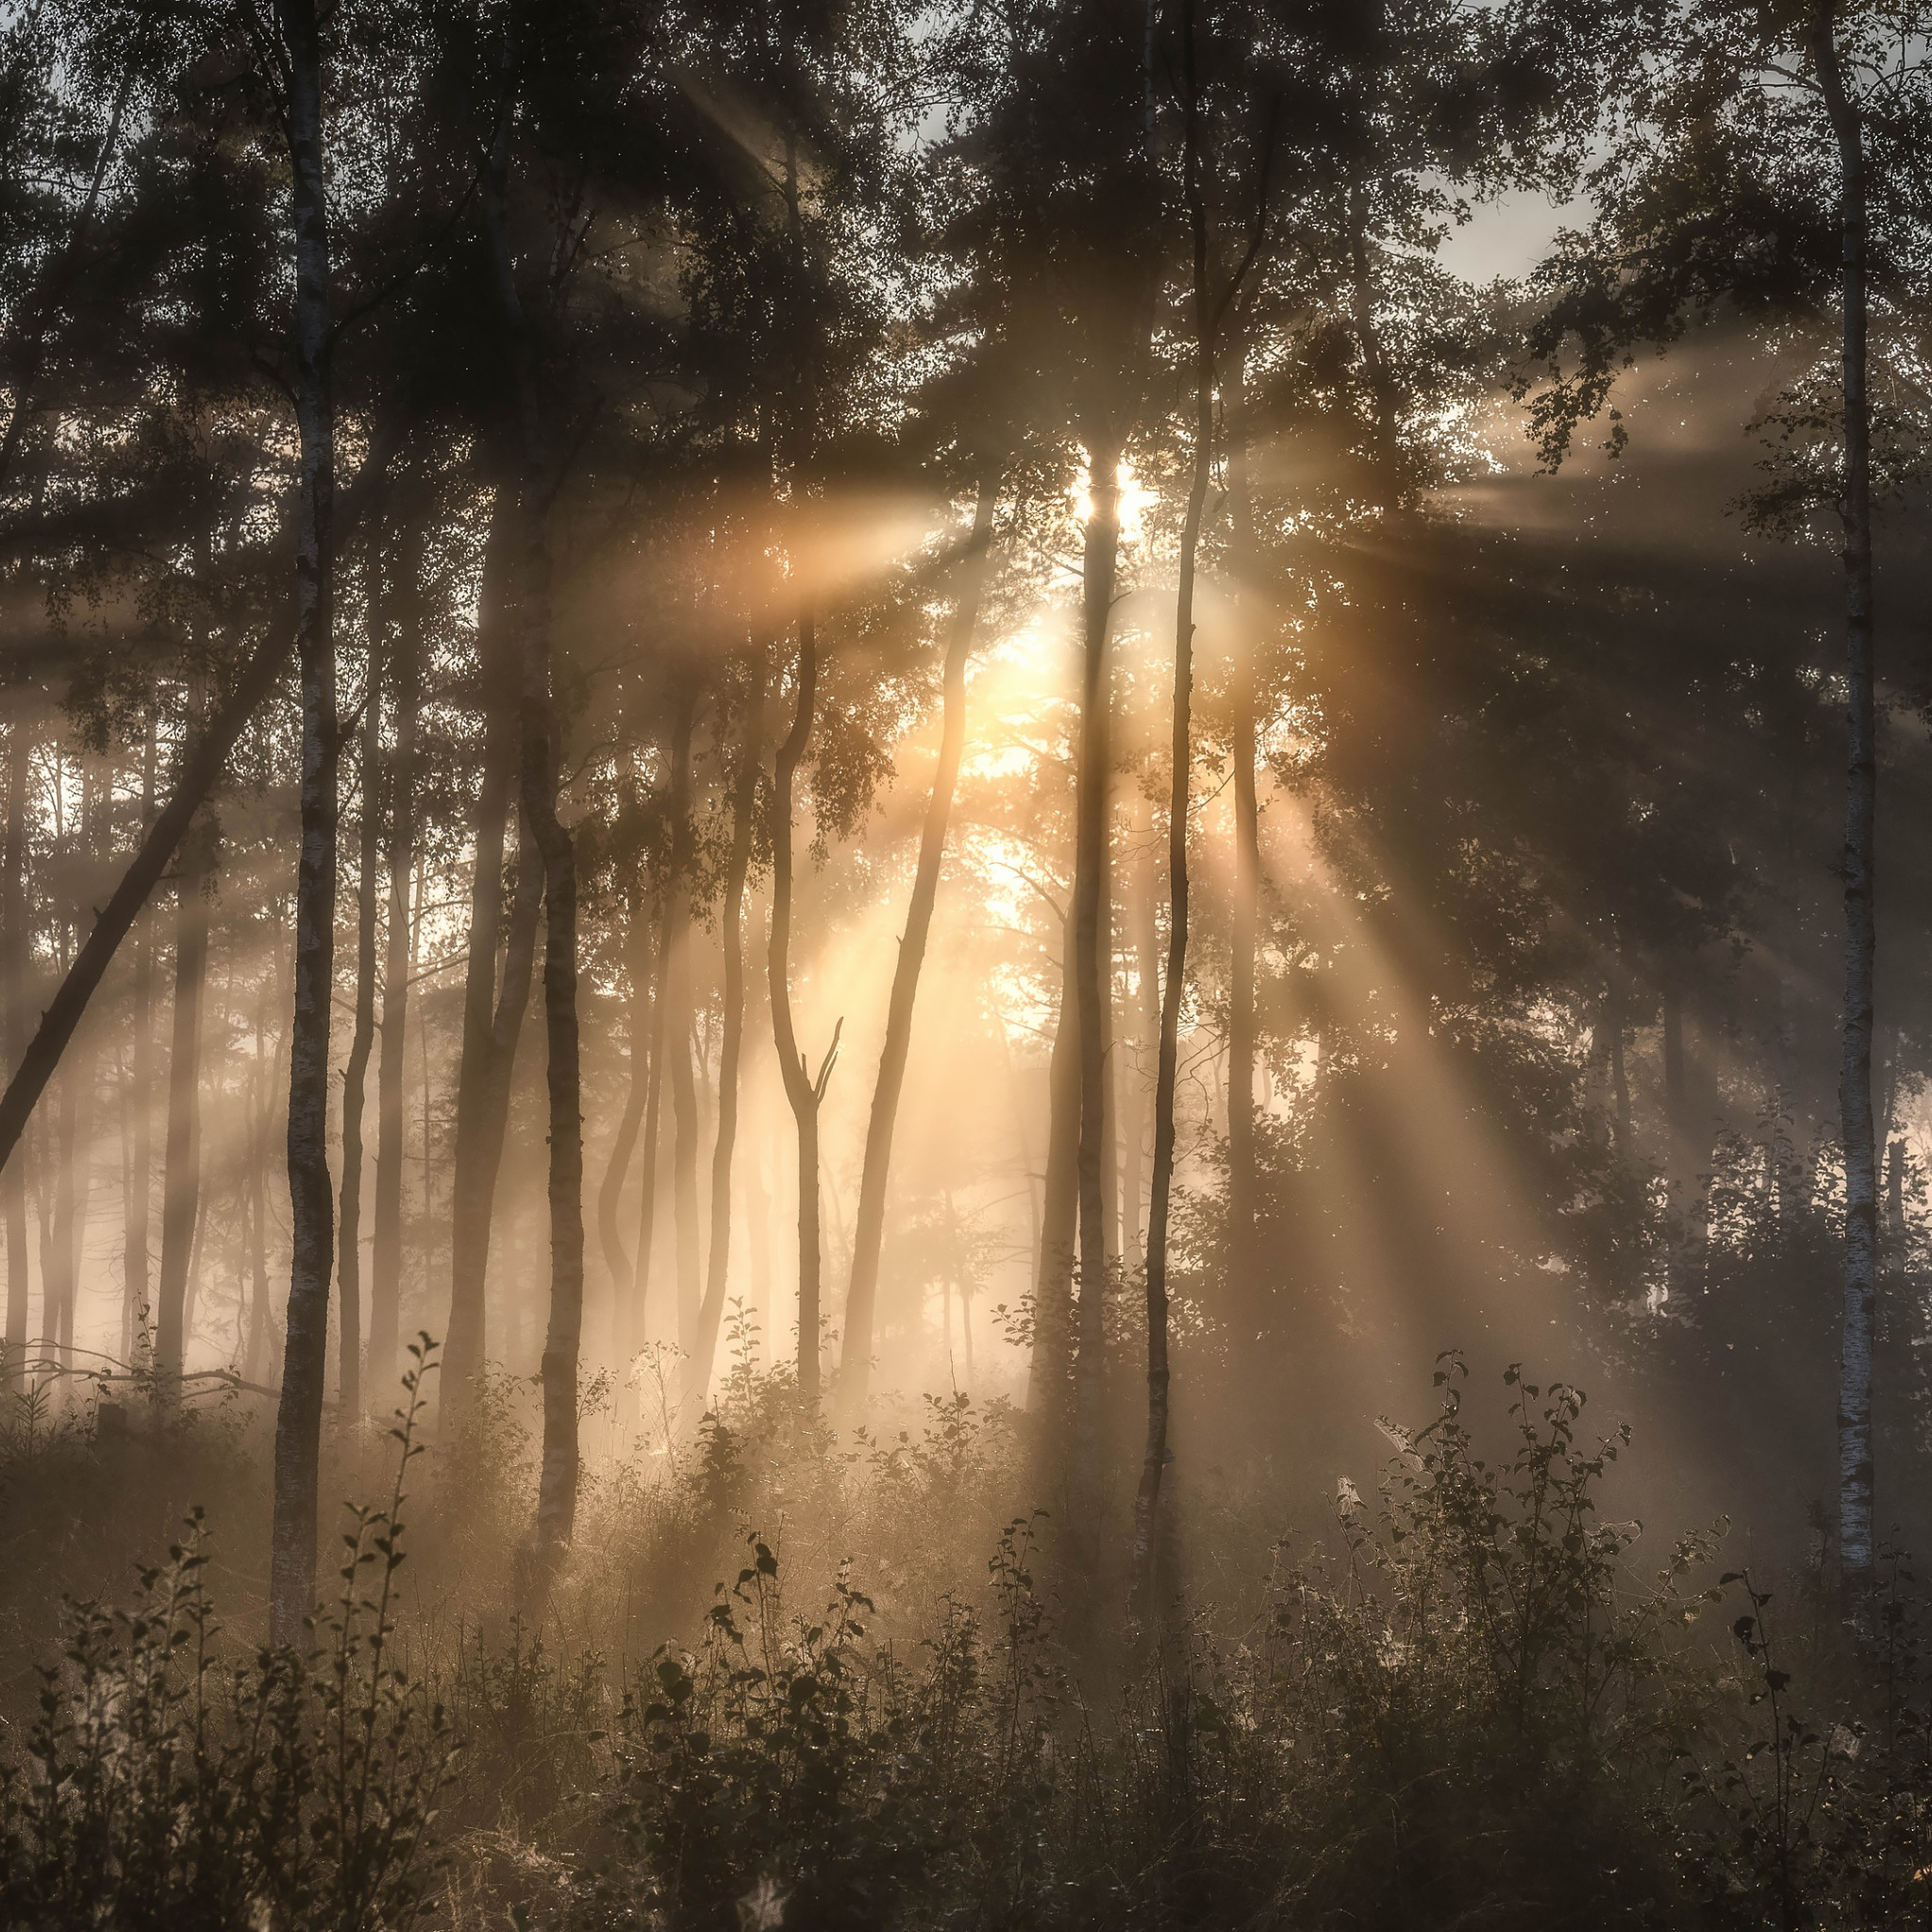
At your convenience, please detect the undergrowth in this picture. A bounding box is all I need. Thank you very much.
[8,1348,1932,1928]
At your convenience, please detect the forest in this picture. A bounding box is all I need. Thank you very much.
[5,0,1932,1924]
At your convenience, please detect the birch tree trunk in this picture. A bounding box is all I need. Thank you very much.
[841,482,995,1413]
[269,0,340,1649]
[1811,0,1878,1611]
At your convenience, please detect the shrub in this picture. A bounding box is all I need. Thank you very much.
[0,1340,457,1932]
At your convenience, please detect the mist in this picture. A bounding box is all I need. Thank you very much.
[7,0,1932,1925]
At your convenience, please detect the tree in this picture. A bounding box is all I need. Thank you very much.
[268,0,344,1651]
[840,479,996,1413]
[1519,0,1932,1613]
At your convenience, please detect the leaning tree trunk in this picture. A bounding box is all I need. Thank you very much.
[337,610,382,1421]
[841,482,995,1415]
[688,670,766,1409]
[269,0,340,1650]
[3,707,28,1390]
[1812,0,1877,1613]
[483,95,585,1568]
[155,819,210,1394]
[1070,437,1123,1528]
[771,605,836,1409]
[0,442,391,1204]
[369,583,422,1402]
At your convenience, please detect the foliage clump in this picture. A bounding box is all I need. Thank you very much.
[0,1352,456,1932]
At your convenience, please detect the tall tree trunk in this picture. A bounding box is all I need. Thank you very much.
[1225,373,1260,1346]
[156,820,210,1392]
[771,605,836,1409]
[841,482,995,1413]
[337,608,381,1420]
[631,894,668,1366]
[1071,437,1123,1523]
[369,578,422,1399]
[269,0,340,1649]
[1607,974,1631,1154]
[1118,806,1156,1277]
[1026,928,1079,1419]
[598,879,654,1371]
[444,487,525,1403]
[247,983,275,1385]
[689,670,766,1408]
[3,707,29,1390]
[664,687,702,1356]
[54,758,106,1382]
[524,582,583,1563]
[1134,82,1217,1589]
[47,1029,78,1380]
[1813,0,1877,1610]
[123,713,156,1364]
[483,93,585,1566]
